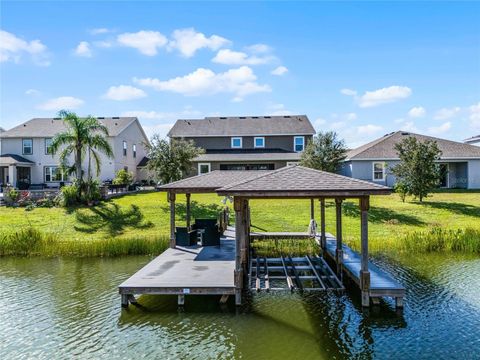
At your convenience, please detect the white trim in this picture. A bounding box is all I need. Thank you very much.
[254,136,265,148]
[294,136,305,152]
[231,137,243,148]
[372,162,385,181]
[44,165,64,182]
[348,157,480,161]
[286,162,299,166]
[198,162,211,174]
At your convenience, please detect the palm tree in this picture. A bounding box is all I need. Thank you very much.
[50,110,113,196]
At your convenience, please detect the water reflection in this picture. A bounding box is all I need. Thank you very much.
[0,255,479,359]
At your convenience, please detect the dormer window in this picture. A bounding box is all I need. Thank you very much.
[231,137,242,148]
[254,137,265,148]
[294,136,305,152]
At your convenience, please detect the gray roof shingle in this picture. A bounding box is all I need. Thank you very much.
[347,131,480,160]
[217,165,391,196]
[0,154,35,165]
[0,117,140,138]
[168,115,316,137]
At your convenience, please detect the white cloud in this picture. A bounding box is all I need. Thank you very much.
[341,86,411,107]
[89,28,112,35]
[469,102,480,129]
[212,49,274,65]
[74,41,92,57]
[267,103,293,116]
[271,66,288,76]
[142,123,176,139]
[246,43,272,53]
[433,106,461,120]
[408,106,426,118]
[428,121,451,135]
[345,112,357,121]
[314,117,327,128]
[330,121,347,131]
[340,88,357,96]
[121,107,201,120]
[103,85,147,101]
[0,30,50,66]
[357,124,383,135]
[168,28,230,57]
[93,40,114,48]
[25,89,40,96]
[117,30,168,56]
[134,66,270,100]
[38,96,84,111]
[395,118,419,132]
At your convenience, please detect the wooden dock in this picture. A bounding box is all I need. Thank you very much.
[322,234,405,307]
[118,236,236,307]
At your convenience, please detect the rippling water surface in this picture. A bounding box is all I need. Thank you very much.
[0,255,479,359]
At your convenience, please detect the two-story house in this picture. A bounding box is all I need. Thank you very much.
[167,115,316,175]
[0,117,150,189]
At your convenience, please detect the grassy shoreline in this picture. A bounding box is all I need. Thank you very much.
[1,190,479,257]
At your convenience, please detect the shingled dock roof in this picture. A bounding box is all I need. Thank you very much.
[158,170,271,193]
[347,131,480,160]
[168,115,316,137]
[159,165,391,197]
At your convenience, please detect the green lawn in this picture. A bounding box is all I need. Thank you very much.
[0,190,479,255]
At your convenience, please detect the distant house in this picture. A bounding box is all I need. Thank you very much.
[464,135,480,146]
[341,131,480,189]
[168,115,316,175]
[0,117,149,189]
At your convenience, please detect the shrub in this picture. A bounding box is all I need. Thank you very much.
[82,179,102,203]
[394,181,409,202]
[36,198,54,208]
[112,169,134,185]
[5,187,20,205]
[56,184,79,207]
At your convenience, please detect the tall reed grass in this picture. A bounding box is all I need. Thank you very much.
[0,227,169,257]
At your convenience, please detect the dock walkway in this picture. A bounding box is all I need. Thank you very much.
[322,234,405,306]
[118,236,236,307]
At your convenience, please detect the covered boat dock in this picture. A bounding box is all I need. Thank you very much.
[119,165,405,308]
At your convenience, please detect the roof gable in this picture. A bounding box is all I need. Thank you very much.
[347,131,480,160]
[0,117,140,138]
[168,115,316,137]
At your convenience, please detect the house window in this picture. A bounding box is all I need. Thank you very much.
[373,162,385,181]
[231,137,242,148]
[254,137,265,148]
[286,162,299,166]
[198,163,211,174]
[44,166,64,182]
[123,141,127,156]
[45,138,53,155]
[133,144,137,158]
[22,139,33,155]
[294,136,305,152]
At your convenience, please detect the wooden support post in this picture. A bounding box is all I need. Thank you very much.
[169,192,176,248]
[178,294,185,306]
[319,198,326,250]
[360,196,370,307]
[234,197,245,306]
[310,198,315,220]
[121,294,129,308]
[395,297,404,308]
[335,198,343,277]
[219,294,229,304]
[186,193,191,230]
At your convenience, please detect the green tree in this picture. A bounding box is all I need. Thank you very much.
[300,131,347,172]
[50,110,113,196]
[391,137,442,202]
[145,135,204,184]
[113,169,134,185]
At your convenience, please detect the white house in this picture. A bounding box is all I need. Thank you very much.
[0,117,150,189]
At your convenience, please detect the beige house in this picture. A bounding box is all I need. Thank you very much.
[0,117,149,189]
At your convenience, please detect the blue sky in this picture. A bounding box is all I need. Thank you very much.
[1,1,479,147]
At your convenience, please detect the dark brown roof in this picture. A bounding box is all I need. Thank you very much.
[347,131,480,160]
[217,166,391,197]
[157,170,271,193]
[168,115,316,137]
[0,154,35,165]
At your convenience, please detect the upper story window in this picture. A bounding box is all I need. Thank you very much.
[198,163,211,174]
[123,141,127,156]
[22,139,33,155]
[133,144,137,158]
[254,137,265,148]
[231,137,242,148]
[294,136,305,152]
[45,138,53,155]
[373,162,385,181]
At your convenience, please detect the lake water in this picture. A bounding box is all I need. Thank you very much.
[1,254,479,359]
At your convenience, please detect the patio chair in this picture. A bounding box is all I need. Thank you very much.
[193,219,221,246]
[175,227,198,246]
